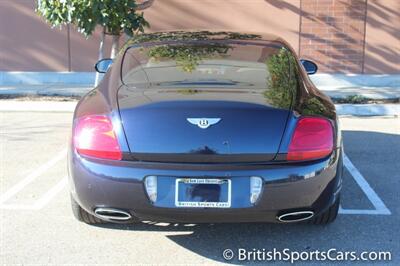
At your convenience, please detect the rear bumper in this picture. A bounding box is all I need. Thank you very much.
[68,149,342,223]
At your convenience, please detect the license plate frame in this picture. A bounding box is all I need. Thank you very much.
[174,178,231,208]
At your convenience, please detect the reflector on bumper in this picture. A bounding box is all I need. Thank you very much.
[250,176,263,204]
[145,176,157,203]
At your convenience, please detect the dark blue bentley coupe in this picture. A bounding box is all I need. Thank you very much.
[68,31,342,225]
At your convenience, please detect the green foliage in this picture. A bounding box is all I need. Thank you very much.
[335,94,369,104]
[147,44,232,72]
[264,48,331,116]
[301,97,328,116]
[264,48,297,109]
[36,0,149,36]
[121,31,261,72]
[125,31,262,44]
[177,89,200,95]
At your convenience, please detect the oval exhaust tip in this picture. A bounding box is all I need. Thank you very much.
[94,207,132,221]
[277,211,314,223]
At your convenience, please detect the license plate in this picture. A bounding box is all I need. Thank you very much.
[175,178,231,208]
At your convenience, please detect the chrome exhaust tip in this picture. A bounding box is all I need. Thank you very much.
[277,211,314,223]
[94,207,132,221]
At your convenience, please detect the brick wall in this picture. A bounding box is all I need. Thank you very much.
[299,0,368,73]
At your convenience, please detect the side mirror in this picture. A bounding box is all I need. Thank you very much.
[300,59,318,75]
[95,58,113,73]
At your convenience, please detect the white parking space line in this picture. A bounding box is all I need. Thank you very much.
[0,149,66,207]
[33,176,68,209]
[0,177,68,210]
[339,208,390,215]
[0,203,38,210]
[339,153,391,215]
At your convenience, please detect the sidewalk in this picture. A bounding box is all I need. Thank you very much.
[1,83,399,100]
[1,72,399,100]
[1,100,398,116]
[0,84,93,97]
[0,83,399,116]
[0,80,399,116]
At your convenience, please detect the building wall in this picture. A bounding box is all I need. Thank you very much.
[363,0,400,74]
[0,0,112,72]
[0,0,398,73]
[143,0,300,52]
[0,0,69,71]
[299,0,367,73]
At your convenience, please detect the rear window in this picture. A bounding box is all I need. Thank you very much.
[121,40,298,108]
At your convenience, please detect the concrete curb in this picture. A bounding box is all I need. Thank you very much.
[310,74,400,89]
[0,100,398,116]
[0,72,95,85]
[1,72,399,87]
[322,87,399,100]
[0,84,93,97]
[0,101,77,113]
[335,104,399,116]
[1,84,399,100]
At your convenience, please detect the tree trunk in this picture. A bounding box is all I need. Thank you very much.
[136,0,155,10]
[124,33,130,43]
[110,34,120,59]
[94,28,105,87]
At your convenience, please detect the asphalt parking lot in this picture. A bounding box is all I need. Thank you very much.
[0,111,399,265]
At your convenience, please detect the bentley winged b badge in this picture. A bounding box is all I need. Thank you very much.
[187,118,221,129]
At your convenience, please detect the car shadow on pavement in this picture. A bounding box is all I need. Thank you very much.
[95,221,339,263]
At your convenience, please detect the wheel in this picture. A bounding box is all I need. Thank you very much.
[310,195,340,225]
[70,194,104,224]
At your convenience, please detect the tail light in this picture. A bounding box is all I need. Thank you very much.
[73,115,122,160]
[287,117,333,161]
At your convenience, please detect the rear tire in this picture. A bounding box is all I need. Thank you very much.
[311,195,340,225]
[70,194,104,224]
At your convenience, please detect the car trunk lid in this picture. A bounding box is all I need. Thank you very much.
[118,87,291,163]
